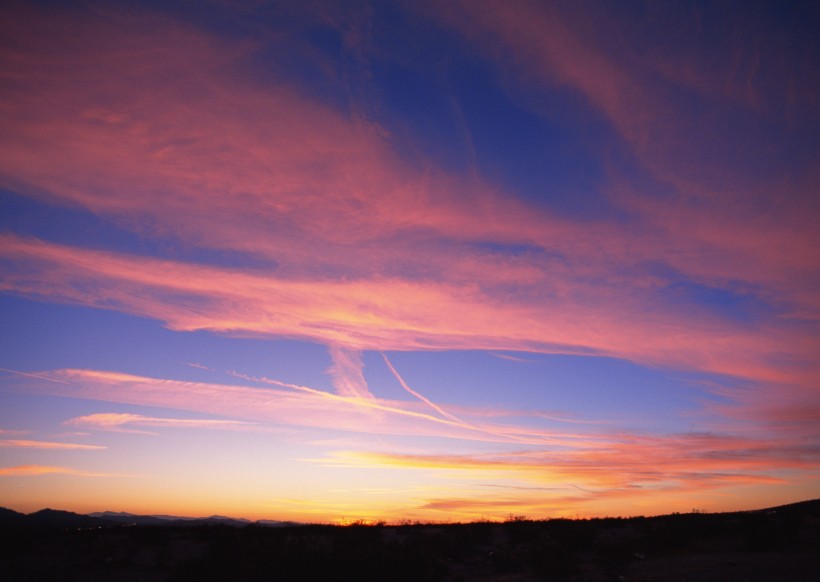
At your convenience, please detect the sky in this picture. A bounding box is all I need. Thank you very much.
[1,0,819,524]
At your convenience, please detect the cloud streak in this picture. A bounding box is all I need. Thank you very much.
[64,413,260,434]
[0,440,105,450]
[0,465,113,477]
[1,234,810,392]
[327,346,375,400]
[4,367,623,449]
[6,367,816,510]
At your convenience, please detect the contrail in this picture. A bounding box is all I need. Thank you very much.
[380,353,558,445]
[380,352,465,424]
[0,367,69,384]
[229,370,466,427]
[232,368,557,446]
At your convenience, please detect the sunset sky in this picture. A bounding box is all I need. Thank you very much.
[1,0,818,523]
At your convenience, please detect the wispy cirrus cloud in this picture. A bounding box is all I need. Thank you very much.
[13,366,799,507]
[314,432,811,497]
[490,353,536,364]
[423,0,820,315]
[0,1,816,399]
[0,428,29,436]
[312,444,803,488]
[327,346,375,400]
[0,465,114,477]
[0,367,69,384]
[64,413,261,434]
[0,8,817,498]
[306,436,808,520]
[1,234,808,392]
[4,367,617,448]
[187,362,213,371]
[15,365,763,518]
[0,439,105,450]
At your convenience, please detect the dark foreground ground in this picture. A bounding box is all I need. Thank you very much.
[1,500,819,581]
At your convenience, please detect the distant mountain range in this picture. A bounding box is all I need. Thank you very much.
[2,499,819,530]
[0,507,300,529]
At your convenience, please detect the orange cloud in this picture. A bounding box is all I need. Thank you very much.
[0,465,111,477]
[3,365,815,519]
[307,445,797,521]
[315,429,814,494]
[0,440,105,450]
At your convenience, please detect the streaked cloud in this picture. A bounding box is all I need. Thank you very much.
[327,346,375,400]
[187,362,213,371]
[1,234,808,391]
[7,365,814,513]
[0,1,815,399]
[0,367,69,384]
[0,428,29,436]
[0,465,112,477]
[9,368,601,447]
[0,439,105,450]
[64,413,261,434]
[314,436,815,488]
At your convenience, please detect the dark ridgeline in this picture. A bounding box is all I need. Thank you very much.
[1,500,819,581]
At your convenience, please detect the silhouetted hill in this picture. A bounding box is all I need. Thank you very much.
[89,511,176,526]
[0,507,26,526]
[25,508,112,529]
[1,500,818,580]
[88,511,253,527]
[762,498,820,517]
[2,499,819,530]
[0,506,298,530]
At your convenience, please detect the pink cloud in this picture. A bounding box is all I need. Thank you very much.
[704,384,820,441]
[0,465,112,477]
[187,362,213,371]
[423,0,820,315]
[0,1,816,464]
[0,428,29,436]
[0,234,804,389]
[7,367,620,448]
[490,353,536,364]
[327,346,375,400]
[0,440,105,450]
[64,413,261,434]
[4,364,816,517]
[0,2,566,268]
[0,367,69,384]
